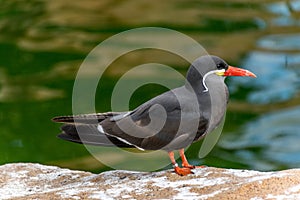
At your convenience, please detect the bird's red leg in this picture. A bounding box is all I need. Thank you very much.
[179,149,206,169]
[168,151,193,176]
[179,149,195,168]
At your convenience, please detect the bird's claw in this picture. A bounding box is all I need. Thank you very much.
[174,166,194,176]
[182,164,207,169]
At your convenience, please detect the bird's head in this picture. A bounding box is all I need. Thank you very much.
[186,55,256,91]
[210,56,256,78]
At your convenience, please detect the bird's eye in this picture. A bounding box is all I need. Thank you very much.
[216,63,228,70]
[216,63,224,69]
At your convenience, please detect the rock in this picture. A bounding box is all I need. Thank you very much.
[1,163,300,199]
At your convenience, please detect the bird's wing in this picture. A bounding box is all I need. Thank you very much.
[101,90,181,133]
[99,88,203,150]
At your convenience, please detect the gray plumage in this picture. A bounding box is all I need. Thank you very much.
[53,55,229,151]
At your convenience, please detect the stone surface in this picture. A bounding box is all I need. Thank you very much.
[1,163,300,199]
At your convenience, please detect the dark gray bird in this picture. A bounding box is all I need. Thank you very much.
[52,55,256,176]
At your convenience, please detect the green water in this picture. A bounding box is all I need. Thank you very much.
[0,0,299,173]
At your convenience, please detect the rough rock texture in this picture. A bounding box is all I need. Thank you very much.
[1,163,300,199]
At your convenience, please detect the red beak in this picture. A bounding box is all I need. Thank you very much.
[224,66,256,77]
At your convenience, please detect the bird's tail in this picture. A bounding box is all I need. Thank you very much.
[52,112,133,148]
[52,112,124,124]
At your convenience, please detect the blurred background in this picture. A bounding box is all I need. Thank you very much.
[0,0,299,173]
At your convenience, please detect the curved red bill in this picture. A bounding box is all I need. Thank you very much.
[224,66,256,77]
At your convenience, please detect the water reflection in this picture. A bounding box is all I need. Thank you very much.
[267,0,300,26]
[228,0,300,104]
[230,51,299,104]
[220,106,300,170]
[217,0,300,171]
[258,34,300,50]
[0,68,65,102]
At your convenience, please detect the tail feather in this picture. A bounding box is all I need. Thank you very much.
[61,124,100,136]
[57,123,133,148]
[52,112,124,124]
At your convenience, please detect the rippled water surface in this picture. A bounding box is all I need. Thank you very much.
[0,0,299,172]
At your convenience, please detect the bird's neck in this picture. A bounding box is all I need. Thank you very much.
[185,74,224,93]
[185,79,205,94]
[185,68,203,91]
